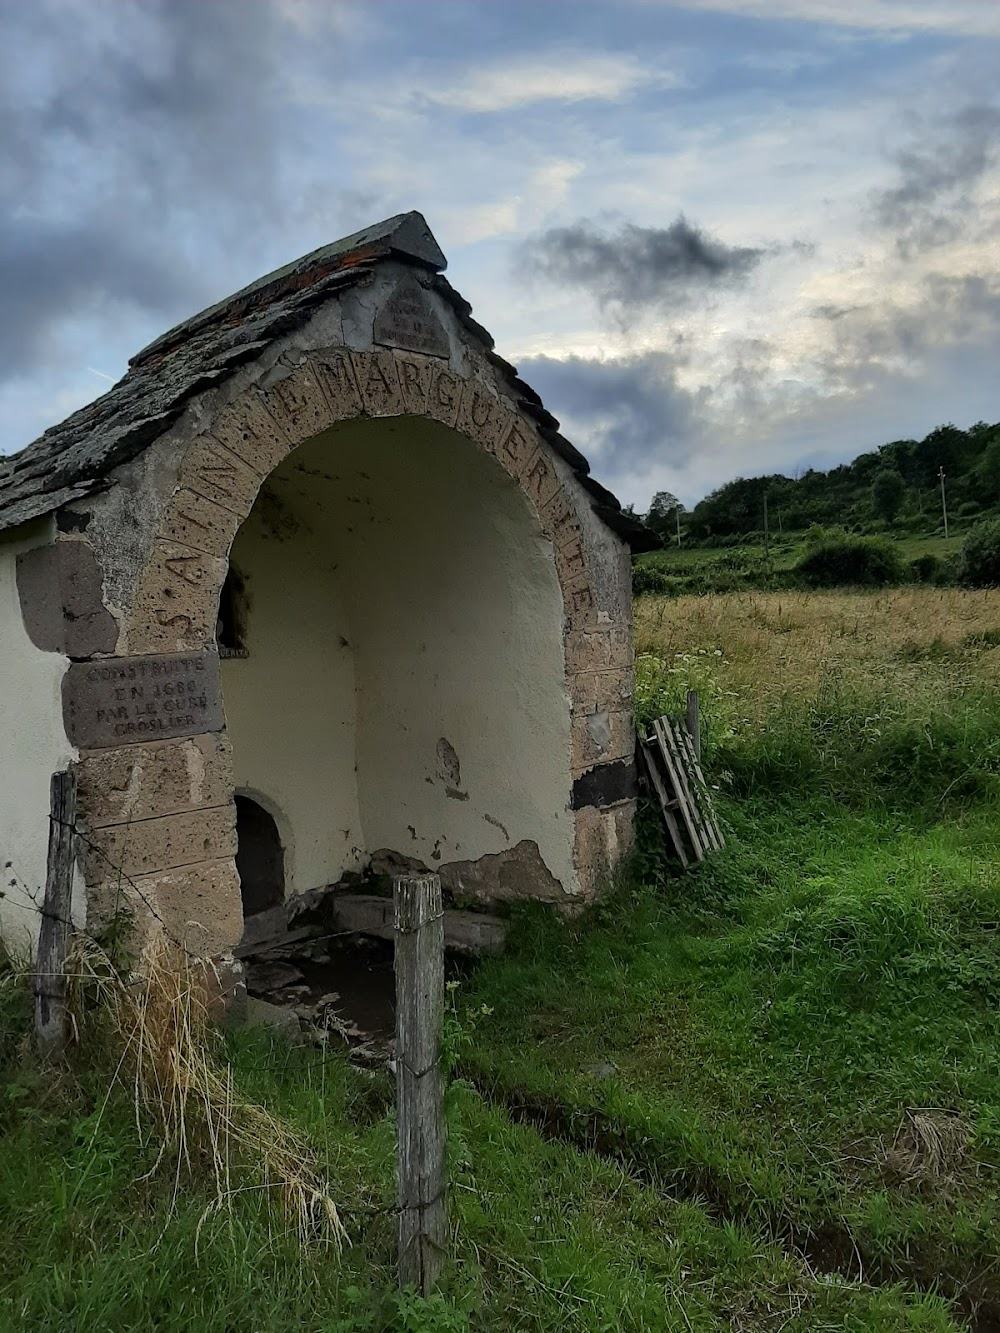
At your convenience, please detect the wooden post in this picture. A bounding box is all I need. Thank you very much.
[34,769,77,1057]
[394,873,447,1294]
[686,689,701,761]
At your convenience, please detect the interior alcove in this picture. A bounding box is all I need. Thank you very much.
[219,413,574,905]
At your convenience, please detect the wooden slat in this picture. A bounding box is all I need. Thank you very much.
[653,718,705,862]
[676,724,725,850]
[639,737,689,867]
[667,720,716,855]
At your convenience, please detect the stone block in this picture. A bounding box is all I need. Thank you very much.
[16,538,118,658]
[210,390,292,477]
[571,709,636,772]
[539,487,583,549]
[158,487,243,557]
[594,668,635,715]
[572,712,609,771]
[573,801,636,901]
[86,854,243,958]
[77,732,233,828]
[496,420,540,481]
[567,671,598,716]
[554,532,588,586]
[245,997,304,1041]
[570,669,633,719]
[565,629,611,675]
[128,541,228,653]
[259,364,334,447]
[83,804,237,883]
[424,363,463,430]
[573,805,610,897]
[311,349,363,421]
[351,350,404,417]
[456,384,511,456]
[521,448,561,512]
[609,625,634,669]
[562,573,599,631]
[177,435,264,517]
[393,352,433,417]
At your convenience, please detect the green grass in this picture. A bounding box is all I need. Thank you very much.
[459,691,1000,1324]
[5,599,1000,1328]
[0,946,964,1330]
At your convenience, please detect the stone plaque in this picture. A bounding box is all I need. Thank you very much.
[373,274,450,359]
[63,650,225,750]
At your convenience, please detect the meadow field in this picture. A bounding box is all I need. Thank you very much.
[3,584,1000,1331]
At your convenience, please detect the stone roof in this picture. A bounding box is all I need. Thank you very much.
[0,211,653,549]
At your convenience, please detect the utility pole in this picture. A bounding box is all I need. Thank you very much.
[763,493,770,561]
[939,467,949,540]
[675,506,682,547]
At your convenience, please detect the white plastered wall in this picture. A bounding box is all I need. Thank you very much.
[0,522,78,955]
[220,497,364,897]
[220,414,574,897]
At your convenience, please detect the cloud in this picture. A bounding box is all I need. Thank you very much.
[421,53,677,114]
[0,217,198,378]
[520,351,704,477]
[671,0,1000,38]
[873,103,1000,256]
[521,217,765,323]
[0,0,295,392]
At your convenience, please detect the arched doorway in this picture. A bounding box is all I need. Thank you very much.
[234,794,285,917]
[220,412,574,904]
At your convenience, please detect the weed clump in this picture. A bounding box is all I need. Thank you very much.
[69,931,347,1250]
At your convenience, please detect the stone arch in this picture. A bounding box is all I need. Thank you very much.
[79,345,634,961]
[123,348,598,659]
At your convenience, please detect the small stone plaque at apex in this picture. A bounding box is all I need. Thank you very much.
[373,275,450,359]
[63,650,226,750]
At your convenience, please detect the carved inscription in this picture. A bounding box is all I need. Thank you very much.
[63,651,225,750]
[373,275,450,359]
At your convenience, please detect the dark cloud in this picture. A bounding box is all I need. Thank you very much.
[0,0,299,389]
[520,216,764,321]
[520,350,704,479]
[873,103,1000,257]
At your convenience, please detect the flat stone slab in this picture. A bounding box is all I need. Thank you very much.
[63,650,224,749]
[330,893,507,955]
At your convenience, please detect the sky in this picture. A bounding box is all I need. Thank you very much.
[2,0,998,511]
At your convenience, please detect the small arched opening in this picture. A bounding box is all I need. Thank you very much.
[234,793,285,917]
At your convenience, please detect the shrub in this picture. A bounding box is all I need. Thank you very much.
[631,562,672,596]
[959,519,1000,588]
[795,535,906,588]
[910,553,941,583]
[957,501,982,518]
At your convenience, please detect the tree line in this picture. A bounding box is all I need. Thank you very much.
[632,420,1000,545]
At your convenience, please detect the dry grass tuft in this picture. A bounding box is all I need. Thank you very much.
[882,1108,972,1192]
[68,930,347,1251]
